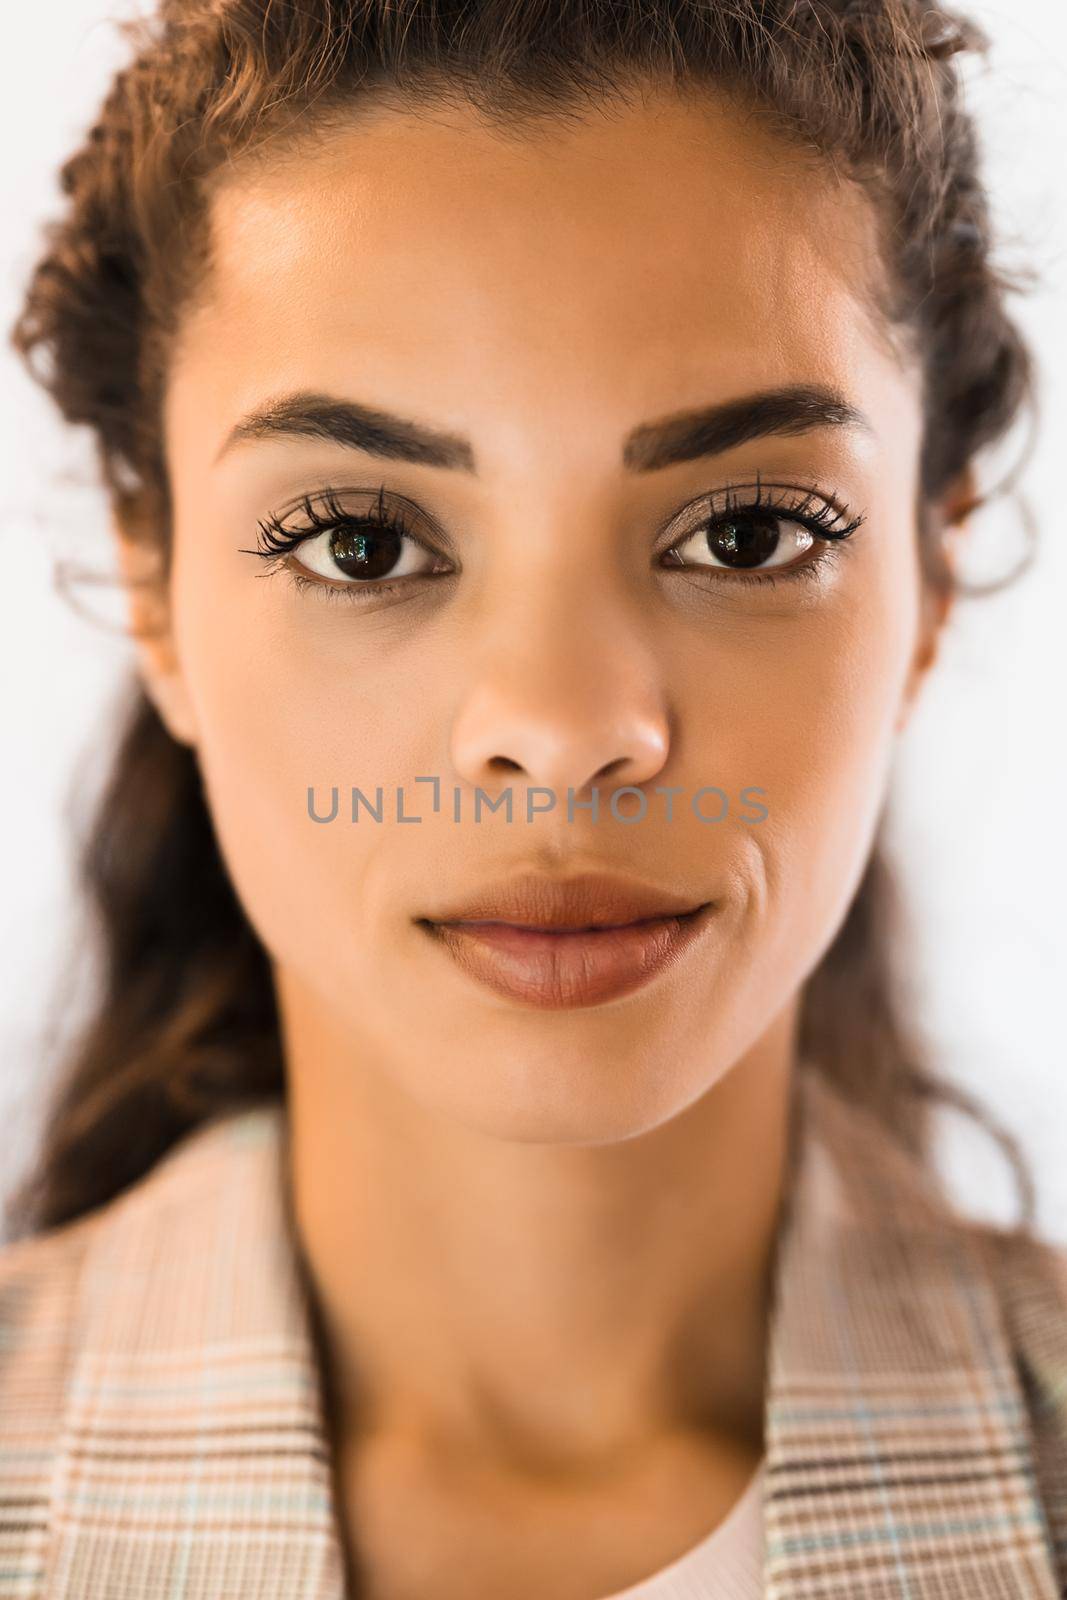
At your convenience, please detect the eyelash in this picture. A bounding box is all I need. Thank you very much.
[241,475,866,602]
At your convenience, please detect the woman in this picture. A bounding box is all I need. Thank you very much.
[1,0,1064,1596]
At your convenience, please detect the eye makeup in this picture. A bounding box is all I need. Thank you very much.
[238,471,867,603]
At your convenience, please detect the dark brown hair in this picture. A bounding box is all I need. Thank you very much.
[5,0,1040,1241]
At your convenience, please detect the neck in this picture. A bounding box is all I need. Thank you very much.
[280,973,797,1471]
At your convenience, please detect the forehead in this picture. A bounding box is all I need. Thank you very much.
[169,89,902,467]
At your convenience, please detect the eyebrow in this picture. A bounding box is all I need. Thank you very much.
[213,382,872,473]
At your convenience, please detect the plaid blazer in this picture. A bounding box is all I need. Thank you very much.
[2,1066,1067,1599]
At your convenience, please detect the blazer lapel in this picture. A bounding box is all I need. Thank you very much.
[42,1071,1062,1600]
[763,1067,1060,1598]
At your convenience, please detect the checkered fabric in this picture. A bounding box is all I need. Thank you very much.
[2,1064,1065,1598]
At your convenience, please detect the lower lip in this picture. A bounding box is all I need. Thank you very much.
[420,905,716,1009]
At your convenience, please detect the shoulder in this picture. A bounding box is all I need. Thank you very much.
[0,1204,97,1348]
[962,1215,1067,1406]
[0,1102,285,1442]
[0,1203,102,1561]
[964,1215,1067,1310]
[0,1103,290,1593]
[0,1200,105,1386]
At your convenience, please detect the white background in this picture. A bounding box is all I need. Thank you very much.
[1,3,1064,1237]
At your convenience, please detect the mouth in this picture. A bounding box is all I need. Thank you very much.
[416,901,717,1010]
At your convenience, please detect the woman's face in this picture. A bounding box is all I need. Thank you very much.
[148,86,943,1142]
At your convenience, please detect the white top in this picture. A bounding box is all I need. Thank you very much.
[598,1457,765,1599]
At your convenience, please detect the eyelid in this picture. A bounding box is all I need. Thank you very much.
[268,482,457,559]
[652,475,863,553]
[263,475,858,548]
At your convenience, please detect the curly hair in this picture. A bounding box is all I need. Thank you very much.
[5,0,1040,1240]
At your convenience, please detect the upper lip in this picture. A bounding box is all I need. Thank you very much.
[421,871,711,930]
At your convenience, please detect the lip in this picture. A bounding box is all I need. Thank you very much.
[417,872,716,1009]
[421,870,709,930]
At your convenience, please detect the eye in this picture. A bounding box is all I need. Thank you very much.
[659,477,866,587]
[667,513,815,573]
[293,517,437,585]
[242,485,453,596]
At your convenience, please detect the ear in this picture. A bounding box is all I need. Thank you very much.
[895,465,978,736]
[112,524,200,749]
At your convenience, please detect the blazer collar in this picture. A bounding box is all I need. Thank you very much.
[43,1068,1060,1598]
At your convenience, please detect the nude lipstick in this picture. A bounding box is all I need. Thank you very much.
[417,871,716,1009]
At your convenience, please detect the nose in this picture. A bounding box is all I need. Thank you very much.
[449,599,671,803]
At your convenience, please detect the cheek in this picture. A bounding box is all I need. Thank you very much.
[677,540,920,966]
[168,548,442,975]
